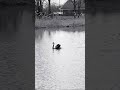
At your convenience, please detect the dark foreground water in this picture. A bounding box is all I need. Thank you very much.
[35,27,85,90]
[86,12,120,90]
[0,6,34,90]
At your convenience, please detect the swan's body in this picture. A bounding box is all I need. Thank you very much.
[52,42,61,49]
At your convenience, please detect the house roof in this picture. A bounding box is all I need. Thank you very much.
[61,0,85,10]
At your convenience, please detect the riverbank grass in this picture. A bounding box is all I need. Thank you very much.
[35,16,85,29]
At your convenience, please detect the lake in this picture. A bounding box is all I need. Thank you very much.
[0,6,34,90]
[35,27,85,90]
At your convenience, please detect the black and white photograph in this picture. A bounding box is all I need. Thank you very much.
[1,0,120,90]
[35,0,85,90]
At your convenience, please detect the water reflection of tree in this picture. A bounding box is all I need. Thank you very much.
[35,27,85,40]
[35,29,52,40]
[0,6,33,32]
[0,7,23,31]
[35,29,44,40]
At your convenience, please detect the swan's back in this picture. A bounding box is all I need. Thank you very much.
[55,44,61,49]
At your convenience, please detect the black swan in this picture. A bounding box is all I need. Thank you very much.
[52,42,61,49]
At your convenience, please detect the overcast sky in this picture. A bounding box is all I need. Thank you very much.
[51,0,67,5]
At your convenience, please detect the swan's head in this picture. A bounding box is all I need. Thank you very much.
[53,42,55,45]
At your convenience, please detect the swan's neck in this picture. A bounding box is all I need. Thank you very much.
[52,44,54,49]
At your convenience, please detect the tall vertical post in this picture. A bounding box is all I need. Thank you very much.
[40,0,43,12]
[73,0,76,18]
[48,0,51,15]
[78,0,81,17]
[37,1,40,13]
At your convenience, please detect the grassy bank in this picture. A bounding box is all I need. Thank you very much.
[35,16,85,29]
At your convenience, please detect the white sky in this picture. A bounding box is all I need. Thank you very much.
[51,0,67,5]
[41,0,68,8]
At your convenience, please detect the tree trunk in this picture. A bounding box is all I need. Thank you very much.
[78,0,81,17]
[73,0,76,18]
[40,0,43,12]
[48,0,51,14]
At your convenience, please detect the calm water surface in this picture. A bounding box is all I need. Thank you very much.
[35,27,85,90]
[0,6,34,90]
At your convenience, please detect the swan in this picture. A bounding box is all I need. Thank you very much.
[52,42,61,49]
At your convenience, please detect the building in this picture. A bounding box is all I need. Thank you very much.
[60,0,85,16]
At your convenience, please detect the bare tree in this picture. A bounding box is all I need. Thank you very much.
[78,0,81,17]
[44,3,60,13]
[40,0,43,12]
[48,0,51,15]
[70,0,78,18]
[35,0,46,12]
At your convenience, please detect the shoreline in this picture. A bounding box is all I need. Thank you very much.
[35,16,85,29]
[35,24,85,30]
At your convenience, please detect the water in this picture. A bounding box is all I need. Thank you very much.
[86,12,120,90]
[35,27,85,90]
[0,6,34,90]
